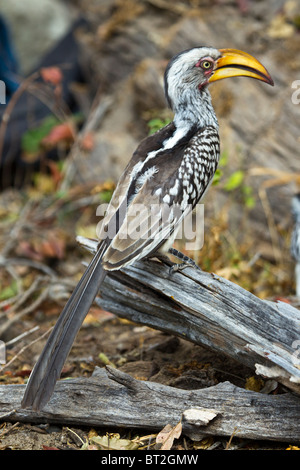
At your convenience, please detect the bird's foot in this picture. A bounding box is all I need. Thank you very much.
[147,248,201,274]
[168,248,201,274]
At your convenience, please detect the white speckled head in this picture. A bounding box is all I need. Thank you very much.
[164,47,222,129]
[164,47,222,109]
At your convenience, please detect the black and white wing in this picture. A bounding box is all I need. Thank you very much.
[98,124,220,270]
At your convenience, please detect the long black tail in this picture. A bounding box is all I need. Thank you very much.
[21,248,107,410]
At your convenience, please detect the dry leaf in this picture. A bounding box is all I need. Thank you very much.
[42,122,74,147]
[90,434,140,450]
[245,376,264,392]
[88,429,98,440]
[40,66,63,86]
[193,436,215,450]
[17,230,66,261]
[76,224,98,240]
[267,13,295,38]
[81,132,95,151]
[46,160,64,186]
[156,421,182,450]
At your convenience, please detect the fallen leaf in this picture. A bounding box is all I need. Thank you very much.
[98,352,116,368]
[91,181,116,195]
[47,160,64,186]
[156,421,182,450]
[0,280,18,301]
[274,296,291,304]
[17,230,66,261]
[33,234,65,260]
[84,308,115,324]
[32,173,57,195]
[88,429,98,439]
[193,436,215,450]
[90,434,140,450]
[76,224,98,240]
[267,13,295,38]
[81,131,95,151]
[40,67,63,86]
[245,376,264,392]
[42,122,74,147]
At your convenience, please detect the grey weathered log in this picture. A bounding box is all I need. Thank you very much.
[1,366,300,442]
[76,236,300,394]
[2,236,299,442]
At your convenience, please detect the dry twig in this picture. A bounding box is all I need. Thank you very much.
[0,327,52,373]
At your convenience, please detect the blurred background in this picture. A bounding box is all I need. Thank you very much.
[0,0,299,327]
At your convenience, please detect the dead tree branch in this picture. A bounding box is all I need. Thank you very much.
[74,236,300,395]
[1,367,300,442]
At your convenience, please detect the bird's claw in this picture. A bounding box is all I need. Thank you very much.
[169,260,202,275]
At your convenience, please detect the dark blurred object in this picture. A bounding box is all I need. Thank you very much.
[0,15,20,99]
[0,17,87,190]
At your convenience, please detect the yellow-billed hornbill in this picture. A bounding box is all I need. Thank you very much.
[21,47,273,410]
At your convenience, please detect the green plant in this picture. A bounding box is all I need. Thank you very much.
[147,117,172,135]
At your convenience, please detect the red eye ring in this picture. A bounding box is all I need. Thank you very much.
[196,58,214,70]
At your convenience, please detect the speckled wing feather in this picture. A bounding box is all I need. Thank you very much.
[100,125,220,270]
[97,123,176,237]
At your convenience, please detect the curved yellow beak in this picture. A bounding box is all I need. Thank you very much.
[209,48,274,86]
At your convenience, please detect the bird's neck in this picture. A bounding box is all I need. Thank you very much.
[173,86,218,132]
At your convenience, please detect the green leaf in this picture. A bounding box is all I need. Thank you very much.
[244,196,256,209]
[148,118,171,135]
[219,150,229,168]
[212,168,223,186]
[0,280,18,301]
[98,352,116,368]
[100,190,114,203]
[21,113,84,155]
[54,189,68,199]
[242,185,256,209]
[21,115,60,154]
[224,170,244,191]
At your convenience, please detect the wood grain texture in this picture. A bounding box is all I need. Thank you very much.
[1,367,300,441]
[93,253,300,394]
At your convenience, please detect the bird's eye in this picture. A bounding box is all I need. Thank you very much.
[201,60,213,69]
